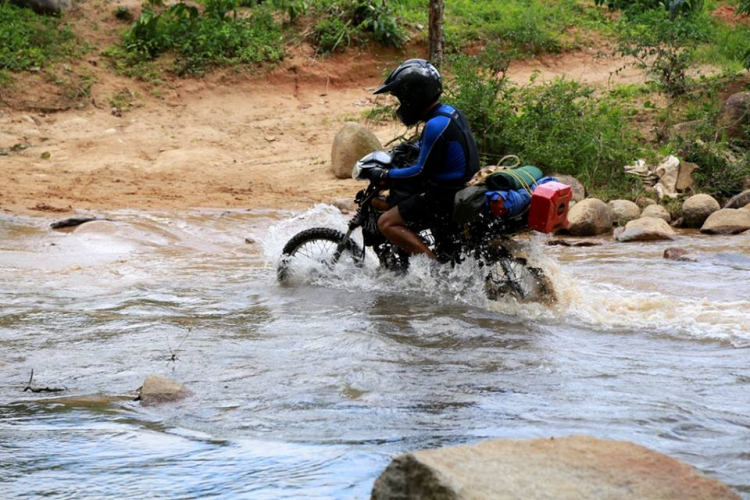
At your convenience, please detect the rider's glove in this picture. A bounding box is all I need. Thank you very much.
[363,167,389,182]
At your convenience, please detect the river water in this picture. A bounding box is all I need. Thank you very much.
[1,207,748,499]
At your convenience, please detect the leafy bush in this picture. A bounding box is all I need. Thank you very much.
[594,0,704,17]
[121,0,283,74]
[679,141,750,198]
[313,0,406,53]
[443,52,645,190]
[0,2,77,71]
[613,9,709,96]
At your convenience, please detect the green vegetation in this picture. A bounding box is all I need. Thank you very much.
[114,0,284,75]
[443,50,647,195]
[0,2,78,72]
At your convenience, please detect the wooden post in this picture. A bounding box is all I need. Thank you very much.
[428,0,444,67]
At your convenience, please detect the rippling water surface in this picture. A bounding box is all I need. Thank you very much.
[1,207,749,498]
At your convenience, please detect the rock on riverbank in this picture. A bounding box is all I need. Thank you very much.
[371,435,740,500]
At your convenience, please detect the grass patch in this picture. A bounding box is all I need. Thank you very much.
[0,2,79,71]
[114,0,284,75]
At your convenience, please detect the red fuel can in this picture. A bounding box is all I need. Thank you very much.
[528,181,573,233]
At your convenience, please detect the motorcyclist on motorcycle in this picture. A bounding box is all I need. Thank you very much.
[363,59,480,259]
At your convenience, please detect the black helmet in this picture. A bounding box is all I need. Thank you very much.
[374,59,442,126]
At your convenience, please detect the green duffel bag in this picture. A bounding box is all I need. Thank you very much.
[485,165,544,191]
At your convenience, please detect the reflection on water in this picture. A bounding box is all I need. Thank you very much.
[0,208,749,498]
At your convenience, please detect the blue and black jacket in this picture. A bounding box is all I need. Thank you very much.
[388,104,480,193]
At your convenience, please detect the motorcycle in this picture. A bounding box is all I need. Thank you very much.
[277,146,567,303]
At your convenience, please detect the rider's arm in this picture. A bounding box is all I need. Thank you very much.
[388,115,450,179]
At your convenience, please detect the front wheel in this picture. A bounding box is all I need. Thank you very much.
[484,257,556,304]
[277,228,364,283]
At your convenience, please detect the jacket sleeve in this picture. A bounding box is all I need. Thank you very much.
[388,115,451,179]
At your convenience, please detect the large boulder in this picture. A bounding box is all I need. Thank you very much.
[700,209,750,235]
[718,92,750,141]
[330,123,382,179]
[640,204,671,223]
[551,174,586,202]
[565,198,612,236]
[371,436,740,500]
[137,375,189,405]
[608,200,641,226]
[10,0,71,14]
[682,194,720,228]
[615,217,677,242]
[724,189,750,210]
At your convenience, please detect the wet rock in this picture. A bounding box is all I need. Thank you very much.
[608,200,641,226]
[640,204,671,223]
[664,247,699,262]
[137,375,188,405]
[675,161,699,192]
[10,0,70,14]
[565,198,612,236]
[718,91,750,141]
[371,436,740,500]
[724,189,750,210]
[682,194,720,228]
[37,394,131,408]
[616,217,676,242]
[330,123,382,179]
[700,209,750,235]
[50,217,106,231]
[547,238,602,247]
[551,174,586,202]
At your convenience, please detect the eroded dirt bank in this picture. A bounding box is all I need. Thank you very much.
[0,49,647,216]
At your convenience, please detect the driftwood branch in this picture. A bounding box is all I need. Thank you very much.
[22,369,66,393]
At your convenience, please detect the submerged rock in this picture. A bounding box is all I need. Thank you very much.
[565,199,612,236]
[330,123,382,179]
[664,247,700,262]
[371,436,740,500]
[700,209,750,235]
[50,217,107,231]
[682,194,720,228]
[137,375,189,405]
[616,217,676,242]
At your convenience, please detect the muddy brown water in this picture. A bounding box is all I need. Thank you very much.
[1,207,749,498]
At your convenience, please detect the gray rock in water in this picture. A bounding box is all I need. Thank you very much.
[640,204,671,223]
[616,217,677,242]
[371,436,740,500]
[700,208,750,235]
[330,123,382,179]
[724,189,750,210]
[565,198,612,236]
[11,0,71,14]
[50,217,106,230]
[137,375,189,405]
[682,194,720,228]
[664,247,699,262]
[608,200,641,226]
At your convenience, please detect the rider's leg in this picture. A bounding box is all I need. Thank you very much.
[378,206,437,259]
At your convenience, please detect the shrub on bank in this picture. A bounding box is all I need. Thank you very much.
[118,0,283,75]
[0,2,77,72]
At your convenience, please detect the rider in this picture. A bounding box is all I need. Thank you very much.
[363,59,480,259]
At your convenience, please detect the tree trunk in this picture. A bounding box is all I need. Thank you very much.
[428,0,444,67]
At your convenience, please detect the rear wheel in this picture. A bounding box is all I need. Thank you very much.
[485,256,555,304]
[277,228,364,282]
